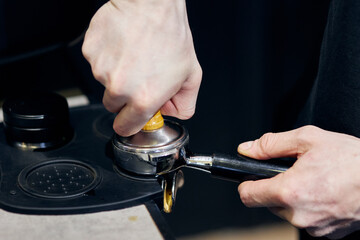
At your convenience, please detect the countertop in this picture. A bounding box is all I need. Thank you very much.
[0,205,163,240]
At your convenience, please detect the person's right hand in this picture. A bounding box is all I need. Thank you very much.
[82,0,202,136]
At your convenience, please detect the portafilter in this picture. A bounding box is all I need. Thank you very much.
[112,111,291,212]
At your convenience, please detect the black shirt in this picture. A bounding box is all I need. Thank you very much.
[301,1,360,239]
[305,0,360,137]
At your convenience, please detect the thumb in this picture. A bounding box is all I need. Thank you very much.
[237,127,312,160]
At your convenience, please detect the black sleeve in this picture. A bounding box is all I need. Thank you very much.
[303,0,360,137]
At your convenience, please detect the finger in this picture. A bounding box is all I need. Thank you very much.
[112,103,157,137]
[237,127,314,160]
[102,89,128,113]
[238,174,286,208]
[160,92,196,120]
[161,67,202,119]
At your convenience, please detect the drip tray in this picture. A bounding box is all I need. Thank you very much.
[18,159,101,199]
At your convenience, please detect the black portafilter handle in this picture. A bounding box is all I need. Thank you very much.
[187,153,292,182]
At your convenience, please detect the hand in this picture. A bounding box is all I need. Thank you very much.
[237,125,360,239]
[82,0,202,136]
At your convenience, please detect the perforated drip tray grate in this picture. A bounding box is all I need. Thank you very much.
[18,159,101,199]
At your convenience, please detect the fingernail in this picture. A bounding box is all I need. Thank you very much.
[238,141,254,152]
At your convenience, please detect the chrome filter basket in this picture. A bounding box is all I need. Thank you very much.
[112,120,189,176]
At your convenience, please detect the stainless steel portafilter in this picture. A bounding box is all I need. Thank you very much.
[112,111,290,212]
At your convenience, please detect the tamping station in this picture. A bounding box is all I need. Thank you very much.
[0,93,165,215]
[0,94,169,239]
[0,92,290,215]
[112,111,291,213]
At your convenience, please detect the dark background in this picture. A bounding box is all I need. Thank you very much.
[0,0,330,237]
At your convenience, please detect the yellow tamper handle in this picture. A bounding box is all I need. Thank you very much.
[142,111,164,131]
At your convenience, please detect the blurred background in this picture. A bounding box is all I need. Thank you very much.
[0,0,330,238]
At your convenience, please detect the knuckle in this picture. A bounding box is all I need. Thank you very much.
[102,96,116,113]
[238,185,252,207]
[91,63,106,82]
[90,59,119,85]
[177,108,195,120]
[195,64,203,79]
[294,125,324,151]
[130,90,156,114]
[296,125,321,141]
[257,132,277,157]
[132,100,151,114]
[107,71,127,92]
[105,75,128,98]
[106,86,121,100]
[276,184,292,206]
[93,71,103,83]
[81,35,90,58]
[184,109,195,119]
[113,123,130,137]
[275,180,299,207]
[81,43,89,60]
[102,91,125,114]
[275,183,309,229]
[240,196,251,207]
[190,63,203,86]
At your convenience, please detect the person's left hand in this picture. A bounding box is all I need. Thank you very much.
[237,125,360,239]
